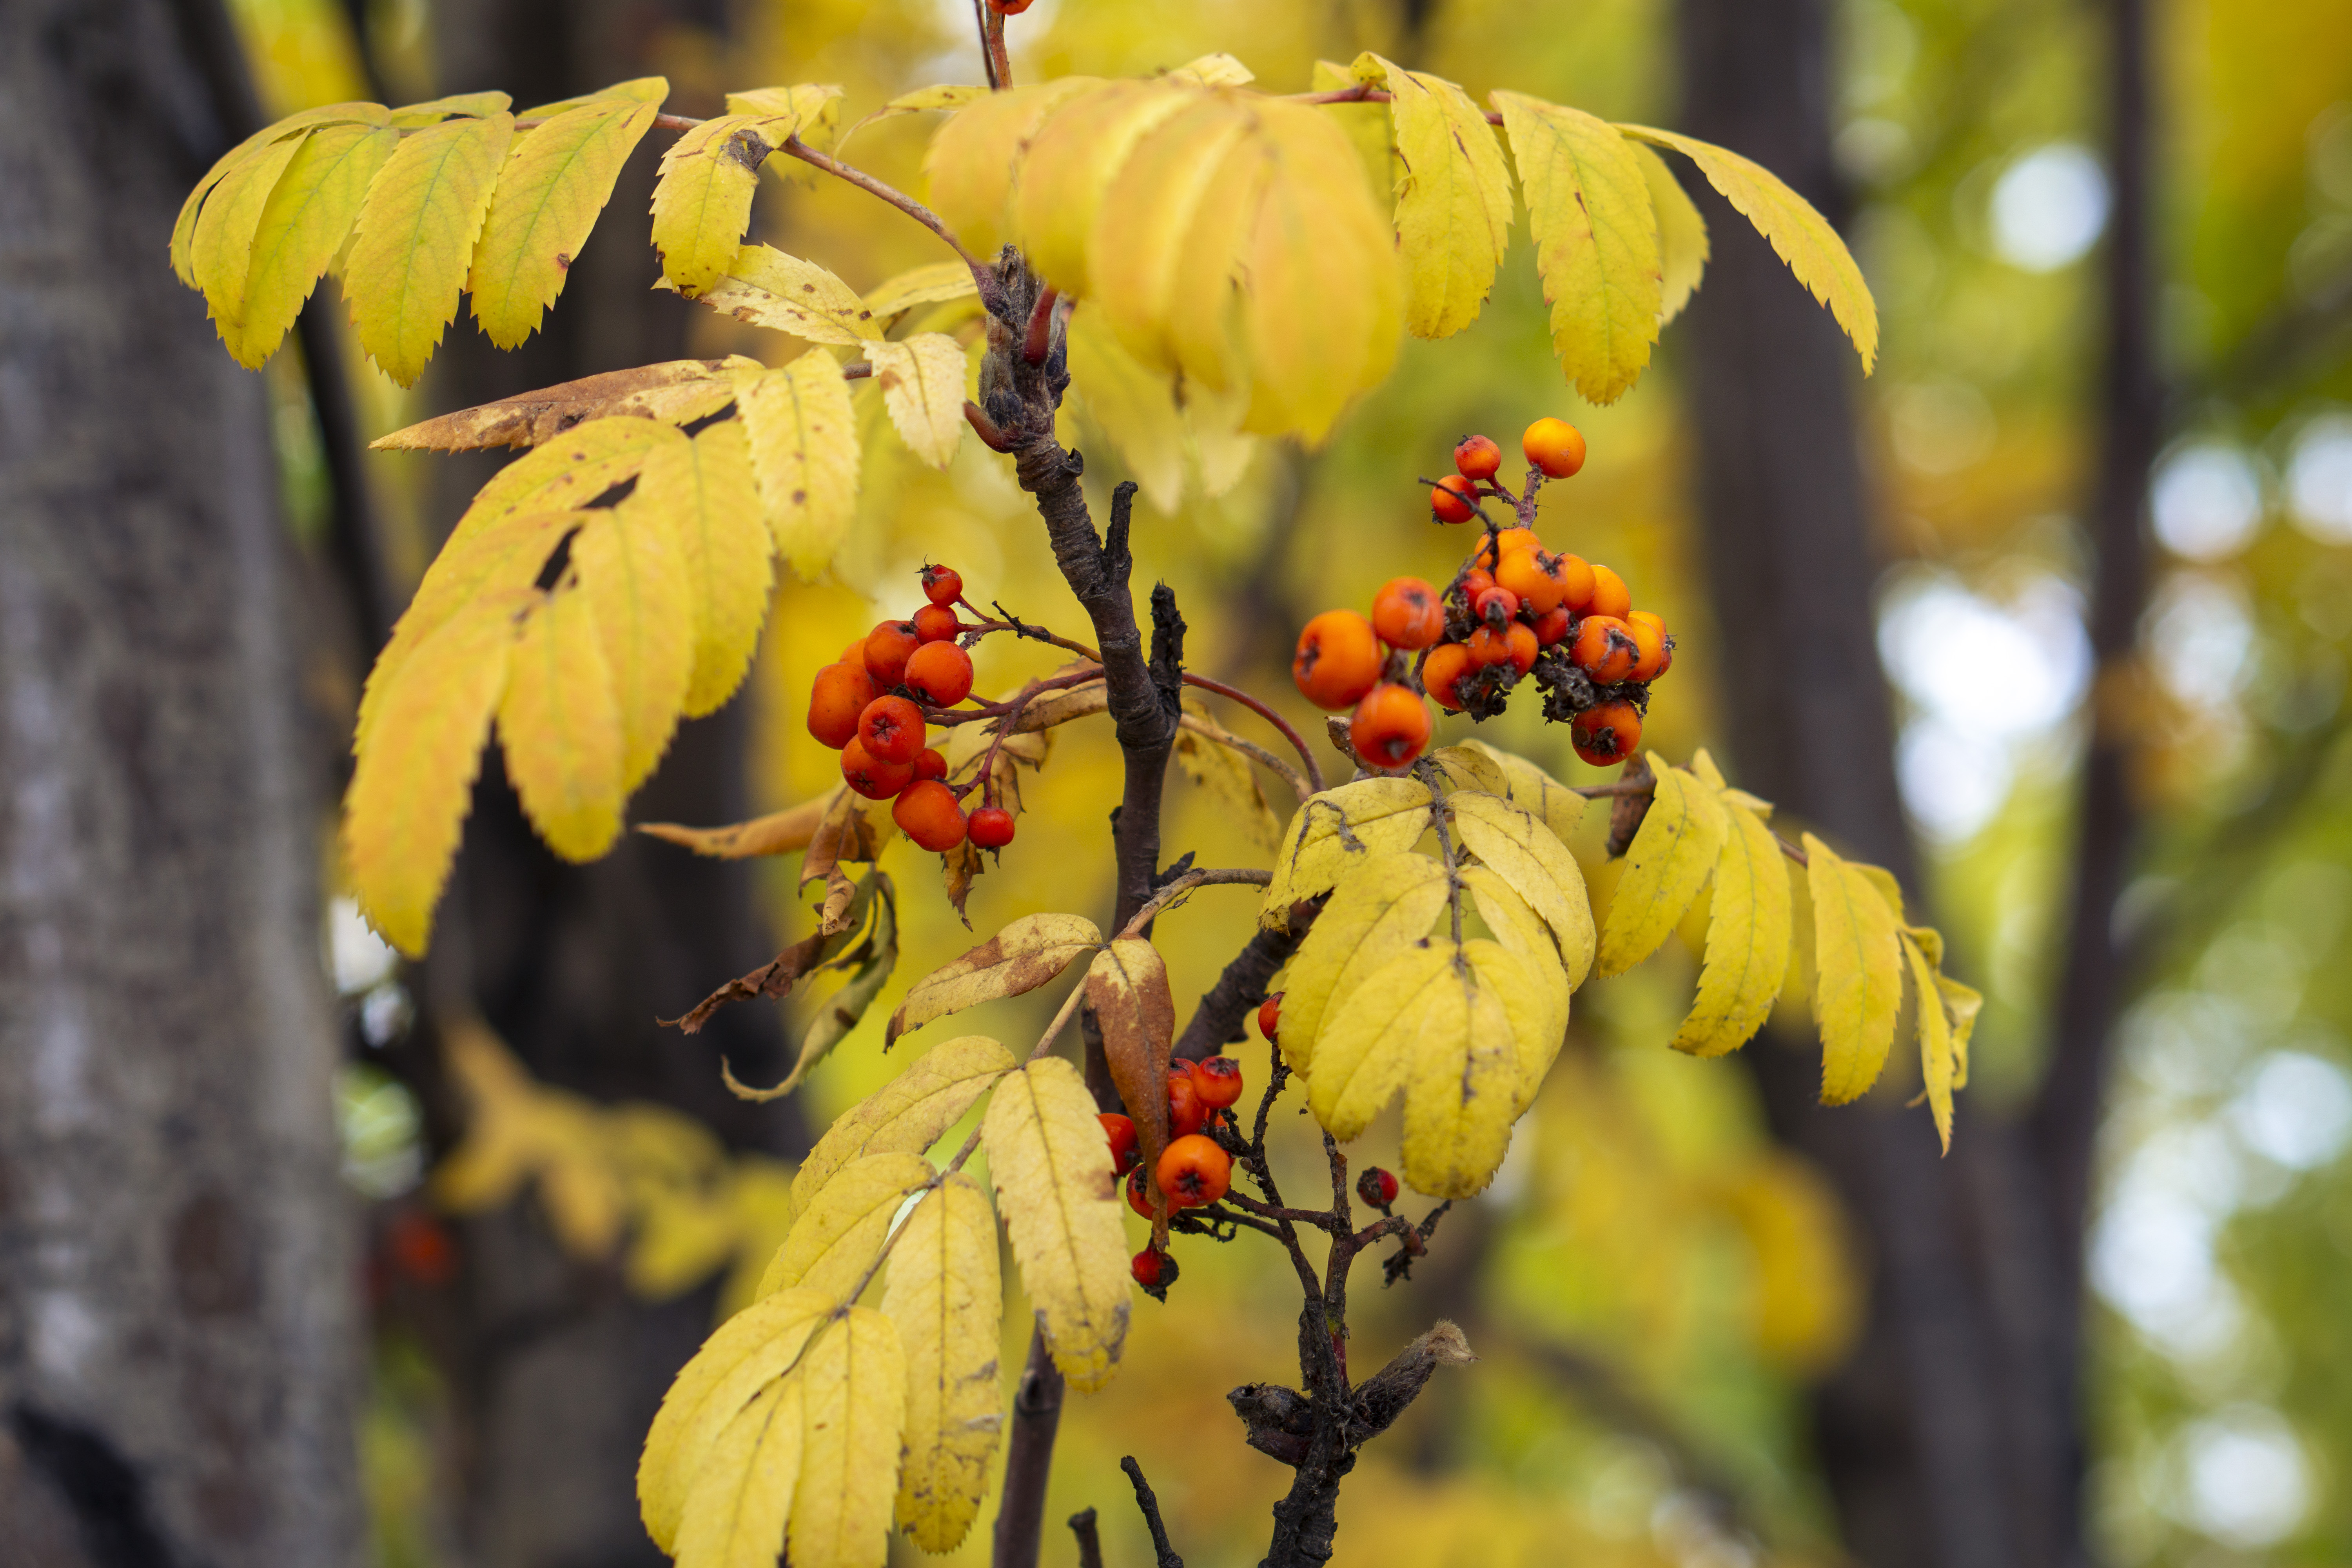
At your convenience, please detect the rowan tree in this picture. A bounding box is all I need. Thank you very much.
[174,7,1978,1564]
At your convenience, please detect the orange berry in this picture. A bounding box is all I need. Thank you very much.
[857,694,926,765]
[893,779,969,851]
[1571,616,1640,684]
[864,620,921,686]
[1430,474,1479,524]
[1100,1112,1140,1174]
[1587,564,1632,621]
[1454,434,1502,481]
[1371,577,1445,650]
[841,638,867,664]
[1626,612,1672,681]
[1551,553,1598,613]
[921,564,963,606]
[905,641,975,706]
[1475,527,1541,570]
[1166,1072,1207,1139]
[1572,701,1642,766]
[1457,567,1496,603]
[1193,1056,1244,1109]
[912,603,960,644]
[1293,610,1383,710]
[1257,992,1282,1042]
[1472,586,1520,626]
[989,0,1034,14]
[1501,622,1539,674]
[1532,606,1573,647]
[913,747,948,782]
[1127,1165,1157,1218]
[1523,417,1587,478]
[1156,1132,1233,1208]
[841,737,914,799]
[807,662,878,749]
[968,805,1016,849]
[1351,682,1431,769]
[1464,625,1519,668]
[1421,642,1475,711]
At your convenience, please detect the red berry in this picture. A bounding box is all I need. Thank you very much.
[1473,586,1520,626]
[967,805,1015,848]
[841,737,913,800]
[1193,1056,1243,1109]
[913,748,948,782]
[1430,474,1479,524]
[1166,1071,1207,1139]
[1131,1247,1176,1293]
[1156,1133,1233,1208]
[892,779,968,851]
[921,564,964,606]
[1258,993,1282,1042]
[864,620,922,687]
[1572,701,1643,767]
[1127,1164,1157,1218]
[912,603,961,644]
[387,1211,455,1285]
[1100,1112,1140,1174]
[1454,434,1502,482]
[807,662,878,750]
[1357,1167,1399,1207]
[857,694,926,766]
[1531,606,1573,647]
[904,641,975,707]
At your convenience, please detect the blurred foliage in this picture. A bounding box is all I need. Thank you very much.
[230,0,2352,1563]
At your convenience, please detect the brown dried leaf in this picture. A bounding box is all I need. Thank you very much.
[801,787,884,892]
[1606,757,1655,859]
[666,871,879,1034]
[728,886,900,1102]
[637,792,832,858]
[1085,938,1175,1238]
[1013,682,1108,734]
[886,913,1102,1047]
[372,356,762,452]
[939,840,983,927]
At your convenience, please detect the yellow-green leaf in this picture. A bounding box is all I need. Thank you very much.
[793,1036,1017,1215]
[1630,140,1708,326]
[1172,707,1284,851]
[191,131,306,352]
[1066,312,1191,511]
[981,1057,1129,1392]
[1459,865,1569,1106]
[1942,972,1983,1091]
[671,1377,802,1568]
[1403,942,1530,1198]
[570,503,693,789]
[1461,740,1591,843]
[470,96,662,348]
[1493,92,1661,403]
[497,583,624,862]
[866,333,968,467]
[885,914,1101,1046]
[1618,124,1877,372]
[1670,786,1791,1058]
[1597,755,1726,977]
[1448,789,1597,987]
[788,1306,906,1568]
[922,78,1102,258]
[172,101,391,286]
[861,260,978,322]
[682,243,882,345]
[1310,58,1399,213]
[650,114,792,296]
[342,593,519,955]
[882,1176,1002,1553]
[229,123,397,367]
[1169,53,1255,87]
[636,419,773,716]
[737,350,862,581]
[390,91,511,127]
[1906,932,1956,1152]
[1356,55,1514,340]
[1261,776,1437,926]
[345,111,515,386]
[1278,853,1448,1076]
[1012,79,1194,298]
[756,1151,934,1305]
[516,76,668,119]
[1308,938,1457,1140]
[1805,832,1903,1104]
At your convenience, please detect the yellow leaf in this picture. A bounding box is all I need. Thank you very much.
[1308,938,1457,1140]
[1278,854,1449,1076]
[1424,744,1513,799]
[390,91,511,127]
[1310,59,1399,213]
[1169,53,1256,87]
[1356,55,1514,340]
[372,356,759,451]
[1618,124,1878,373]
[470,96,662,348]
[1940,971,1983,1090]
[650,115,793,296]
[1162,130,1269,395]
[1906,933,1956,1152]
[1447,790,1597,988]
[756,1152,934,1305]
[1403,942,1530,1198]
[789,1306,906,1568]
[172,102,390,286]
[1597,755,1726,977]
[640,795,832,859]
[1630,141,1708,326]
[637,419,773,716]
[885,914,1101,1046]
[191,131,307,354]
[1493,92,1661,403]
[793,1035,1016,1215]
[229,123,397,367]
[497,583,624,862]
[1804,833,1902,1104]
[681,243,882,345]
[922,78,1102,257]
[343,595,518,955]
[671,1377,802,1568]
[882,1176,1002,1553]
[756,889,901,1103]
[1260,777,1436,927]
[737,351,861,581]
[452,416,689,543]
[1172,708,1284,851]
[981,1057,1129,1391]
[1670,787,1792,1058]
[345,111,515,386]
[1065,312,1189,512]
[861,260,978,322]
[639,1285,829,1551]
[1459,865,1569,1107]
[866,333,969,467]
[1461,739,1592,842]
[516,76,668,119]
[1013,80,1195,298]
[570,503,693,789]
[1241,98,1404,443]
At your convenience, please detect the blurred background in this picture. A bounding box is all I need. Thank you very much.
[4,0,2350,1565]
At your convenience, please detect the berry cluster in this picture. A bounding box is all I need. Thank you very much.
[1291,418,1674,770]
[1105,1050,1247,1298]
[804,565,1019,854]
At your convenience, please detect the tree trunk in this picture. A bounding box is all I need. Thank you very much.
[0,2,361,1564]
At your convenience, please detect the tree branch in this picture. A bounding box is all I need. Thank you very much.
[1121,1457,1186,1568]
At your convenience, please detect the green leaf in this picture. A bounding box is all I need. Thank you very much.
[345,111,517,386]
[229,123,398,368]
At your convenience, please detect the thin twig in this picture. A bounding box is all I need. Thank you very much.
[1114,868,1274,941]
[1069,1508,1104,1568]
[1178,713,1312,804]
[1182,672,1325,793]
[779,135,995,283]
[1121,1457,1185,1568]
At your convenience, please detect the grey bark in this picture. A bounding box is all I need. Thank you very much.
[0,2,361,1564]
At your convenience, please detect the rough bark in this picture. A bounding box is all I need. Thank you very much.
[0,1,361,1563]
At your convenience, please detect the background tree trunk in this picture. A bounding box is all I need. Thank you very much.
[0,2,361,1564]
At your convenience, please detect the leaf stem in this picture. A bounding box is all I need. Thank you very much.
[1115,868,1274,942]
[1181,673,1325,794]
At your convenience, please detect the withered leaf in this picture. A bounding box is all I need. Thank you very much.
[725,884,901,1102]
[1085,937,1175,1238]
[666,872,878,1034]
[372,356,762,451]
[638,792,831,858]
[801,787,884,892]
[886,913,1102,1047]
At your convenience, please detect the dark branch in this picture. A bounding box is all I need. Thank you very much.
[1172,903,1319,1064]
[1068,1508,1104,1568]
[1120,1457,1185,1568]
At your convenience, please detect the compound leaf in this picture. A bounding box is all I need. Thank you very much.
[570,503,693,790]
[1448,789,1597,987]
[1277,853,1448,1076]
[1402,942,1529,1198]
[1805,832,1903,1105]
[471,93,663,347]
[1307,938,1457,1141]
[922,78,1102,258]
[1086,938,1176,1182]
[682,243,882,345]
[650,114,792,296]
[372,356,757,451]
[232,122,398,367]
[756,1151,934,1305]
[866,333,969,467]
[793,1036,1016,1215]
[671,1376,801,1568]
[788,1307,906,1568]
[1670,780,1792,1058]
[1630,140,1708,326]
[345,111,515,386]
[1261,776,1436,926]
[637,418,772,716]
[1356,55,1514,340]
[190,131,306,356]
[1906,932,1956,1152]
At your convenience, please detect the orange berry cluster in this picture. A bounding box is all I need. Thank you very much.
[804,565,1019,853]
[1108,1053,1247,1298]
[1292,419,1673,769]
